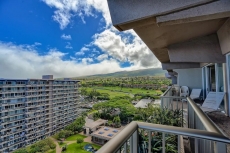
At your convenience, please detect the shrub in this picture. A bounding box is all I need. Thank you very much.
[62,145,67,152]
[13,148,28,153]
[56,130,73,140]
[76,138,84,147]
[41,145,50,152]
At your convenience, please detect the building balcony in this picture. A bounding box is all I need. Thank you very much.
[0,84,26,87]
[0,90,25,93]
[97,87,230,153]
[0,112,25,118]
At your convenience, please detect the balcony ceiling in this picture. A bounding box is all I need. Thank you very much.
[134,18,226,63]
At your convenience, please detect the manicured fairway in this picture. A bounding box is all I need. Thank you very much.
[86,86,162,98]
[86,87,129,98]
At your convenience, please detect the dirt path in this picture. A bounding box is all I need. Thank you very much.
[50,137,62,153]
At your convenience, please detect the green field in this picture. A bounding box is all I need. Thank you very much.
[58,142,67,147]
[46,150,56,153]
[86,86,162,98]
[100,86,162,95]
[65,134,87,141]
[86,88,129,98]
[62,142,101,153]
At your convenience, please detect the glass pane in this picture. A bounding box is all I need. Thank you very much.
[217,64,224,110]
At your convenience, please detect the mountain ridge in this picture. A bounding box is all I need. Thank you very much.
[73,68,166,78]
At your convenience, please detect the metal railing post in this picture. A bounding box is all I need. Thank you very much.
[195,138,199,153]
[214,142,227,153]
[132,130,138,153]
[148,131,152,153]
[178,135,181,153]
[162,132,165,153]
[181,100,184,127]
[124,142,127,153]
[130,135,133,153]
[160,97,163,109]
[187,103,190,128]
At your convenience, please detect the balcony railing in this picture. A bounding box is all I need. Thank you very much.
[98,86,230,153]
[97,121,230,153]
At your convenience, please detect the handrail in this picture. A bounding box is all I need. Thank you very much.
[186,96,224,135]
[161,86,172,96]
[138,122,230,143]
[97,121,230,153]
[97,121,138,153]
[160,96,185,99]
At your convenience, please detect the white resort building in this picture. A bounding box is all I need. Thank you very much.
[0,75,81,152]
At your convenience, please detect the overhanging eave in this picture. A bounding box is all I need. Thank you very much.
[156,0,230,26]
[162,63,201,70]
[107,0,214,31]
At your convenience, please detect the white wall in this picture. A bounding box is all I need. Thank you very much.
[174,68,202,91]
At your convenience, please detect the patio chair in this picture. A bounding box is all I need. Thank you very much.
[180,86,189,98]
[199,92,225,113]
[172,84,180,96]
[190,89,202,100]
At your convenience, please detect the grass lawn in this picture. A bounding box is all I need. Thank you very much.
[87,109,98,115]
[65,134,87,141]
[86,88,129,98]
[58,142,67,147]
[46,150,56,153]
[62,142,101,153]
[87,86,162,98]
[96,88,129,98]
[100,86,162,95]
[87,87,129,98]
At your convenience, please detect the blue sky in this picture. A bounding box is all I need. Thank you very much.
[0,0,160,78]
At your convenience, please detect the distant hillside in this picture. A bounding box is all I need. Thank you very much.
[74,68,166,78]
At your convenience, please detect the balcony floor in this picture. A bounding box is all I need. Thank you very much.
[207,112,230,153]
[170,100,230,153]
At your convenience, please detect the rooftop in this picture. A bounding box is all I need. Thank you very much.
[91,126,121,140]
[85,118,107,129]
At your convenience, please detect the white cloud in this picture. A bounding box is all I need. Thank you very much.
[75,52,84,56]
[97,54,108,61]
[34,42,42,46]
[61,34,72,40]
[81,47,89,52]
[0,42,139,78]
[42,0,161,70]
[92,29,160,68]
[65,42,73,49]
[75,47,89,56]
[92,48,100,54]
[70,56,76,60]
[81,58,93,64]
[42,0,111,29]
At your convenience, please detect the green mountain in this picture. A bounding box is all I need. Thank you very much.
[74,68,166,78]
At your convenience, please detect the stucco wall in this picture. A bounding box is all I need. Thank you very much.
[174,68,202,92]
[218,18,230,55]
